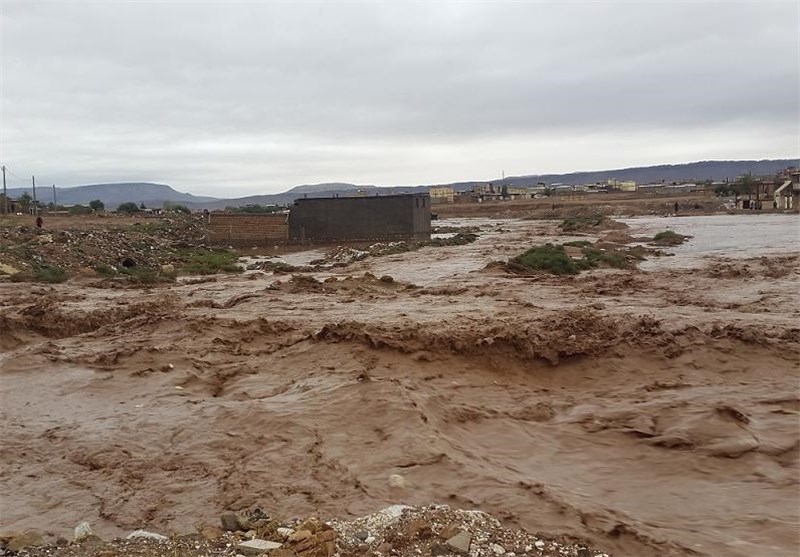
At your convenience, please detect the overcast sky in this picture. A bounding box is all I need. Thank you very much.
[1,1,798,196]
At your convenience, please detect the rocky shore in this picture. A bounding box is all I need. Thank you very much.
[2,505,609,557]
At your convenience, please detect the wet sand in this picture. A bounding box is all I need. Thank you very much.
[1,214,798,557]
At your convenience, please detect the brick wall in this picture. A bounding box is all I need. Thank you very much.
[206,213,289,246]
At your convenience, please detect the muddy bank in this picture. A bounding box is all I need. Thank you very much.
[1,214,798,557]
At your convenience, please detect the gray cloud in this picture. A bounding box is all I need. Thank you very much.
[1,1,798,196]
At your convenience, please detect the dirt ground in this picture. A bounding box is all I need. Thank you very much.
[1,211,798,557]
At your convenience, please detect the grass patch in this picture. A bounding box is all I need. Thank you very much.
[179,249,242,275]
[10,265,69,283]
[652,230,689,246]
[93,264,118,277]
[563,240,593,248]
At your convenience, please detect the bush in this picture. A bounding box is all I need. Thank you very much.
[510,242,640,275]
[512,244,580,275]
[117,202,140,214]
[563,240,592,248]
[581,247,633,269]
[652,230,689,246]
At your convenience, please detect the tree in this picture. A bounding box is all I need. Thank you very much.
[140,202,146,210]
[89,199,105,212]
[732,173,755,202]
[501,184,509,199]
[117,202,141,214]
[18,192,32,212]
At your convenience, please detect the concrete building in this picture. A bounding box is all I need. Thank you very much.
[429,186,455,204]
[774,172,800,211]
[288,193,431,243]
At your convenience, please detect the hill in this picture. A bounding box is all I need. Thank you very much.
[3,182,216,208]
[3,159,796,210]
[443,159,799,190]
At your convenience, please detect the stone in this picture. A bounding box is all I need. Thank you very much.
[7,531,45,552]
[534,540,545,549]
[445,531,471,555]
[236,539,283,555]
[269,550,299,557]
[405,518,433,540]
[161,264,175,274]
[221,512,244,532]
[292,530,336,557]
[431,544,451,556]
[354,530,369,541]
[200,525,224,540]
[126,530,168,541]
[288,529,312,542]
[490,543,506,555]
[74,521,93,541]
[388,474,405,488]
[276,527,295,539]
[376,542,393,554]
[438,523,462,541]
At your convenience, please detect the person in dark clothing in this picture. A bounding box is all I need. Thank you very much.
[674,201,679,213]
[35,215,43,229]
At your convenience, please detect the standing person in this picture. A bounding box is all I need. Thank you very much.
[35,215,43,229]
[674,201,679,213]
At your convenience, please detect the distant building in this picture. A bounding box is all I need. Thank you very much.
[608,179,637,192]
[429,186,455,204]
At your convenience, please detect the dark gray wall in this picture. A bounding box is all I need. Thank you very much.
[289,194,431,242]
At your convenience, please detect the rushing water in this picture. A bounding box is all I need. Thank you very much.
[621,213,800,269]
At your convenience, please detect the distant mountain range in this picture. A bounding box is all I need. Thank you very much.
[3,182,216,208]
[4,159,797,210]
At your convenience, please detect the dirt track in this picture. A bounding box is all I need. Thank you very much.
[1,214,798,557]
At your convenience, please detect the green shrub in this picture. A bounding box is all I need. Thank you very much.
[563,240,593,248]
[512,244,580,275]
[581,247,632,269]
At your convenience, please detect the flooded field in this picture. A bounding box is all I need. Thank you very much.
[1,214,798,557]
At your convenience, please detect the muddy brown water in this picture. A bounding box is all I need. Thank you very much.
[1,215,798,557]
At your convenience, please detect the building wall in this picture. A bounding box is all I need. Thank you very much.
[289,194,431,243]
[206,213,289,246]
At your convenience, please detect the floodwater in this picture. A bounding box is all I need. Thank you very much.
[1,214,798,557]
[622,213,800,269]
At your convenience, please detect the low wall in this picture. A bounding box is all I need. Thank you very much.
[206,213,289,246]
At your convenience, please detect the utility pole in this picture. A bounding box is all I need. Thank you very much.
[32,175,37,214]
[53,184,57,207]
[1,165,6,215]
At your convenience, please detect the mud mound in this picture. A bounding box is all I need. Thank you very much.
[1,295,178,346]
[706,255,800,279]
[269,273,411,296]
